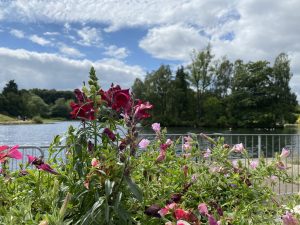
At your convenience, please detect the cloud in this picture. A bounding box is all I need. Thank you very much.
[58,44,84,58]
[76,26,102,47]
[104,45,129,59]
[0,47,144,91]
[139,24,209,61]
[10,29,24,38]
[43,31,60,36]
[29,35,51,46]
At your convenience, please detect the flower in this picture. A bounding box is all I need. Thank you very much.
[166,139,173,146]
[156,151,166,162]
[250,160,258,169]
[276,161,287,170]
[270,175,278,183]
[158,207,169,217]
[183,143,191,151]
[0,145,22,163]
[27,155,59,175]
[204,148,211,158]
[165,222,173,225]
[280,148,290,158]
[144,204,161,218]
[74,89,86,103]
[174,208,190,220]
[232,143,244,153]
[152,123,161,133]
[99,85,131,112]
[198,203,208,216]
[91,158,100,167]
[282,212,299,225]
[293,205,300,215]
[70,100,95,120]
[208,214,219,225]
[139,139,150,149]
[37,163,59,175]
[103,128,116,141]
[133,100,153,120]
[177,220,191,225]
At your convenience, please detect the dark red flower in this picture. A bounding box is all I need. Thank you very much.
[133,100,153,120]
[144,204,161,218]
[74,89,86,103]
[27,155,59,175]
[37,163,59,175]
[103,128,116,141]
[70,100,95,120]
[99,84,131,112]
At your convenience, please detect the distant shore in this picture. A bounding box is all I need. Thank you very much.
[0,114,68,125]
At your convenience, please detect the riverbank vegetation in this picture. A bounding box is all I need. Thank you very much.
[0,80,74,122]
[132,46,298,128]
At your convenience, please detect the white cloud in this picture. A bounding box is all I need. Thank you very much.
[44,31,59,36]
[0,47,144,90]
[139,24,209,61]
[76,26,101,47]
[10,29,24,38]
[59,44,84,58]
[29,35,51,46]
[104,45,129,59]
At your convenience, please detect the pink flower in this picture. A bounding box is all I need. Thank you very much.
[183,143,191,151]
[184,136,193,143]
[156,151,166,162]
[177,220,191,225]
[232,143,244,153]
[152,123,161,133]
[208,214,219,225]
[282,212,299,225]
[232,160,238,168]
[37,163,59,175]
[0,145,22,163]
[165,222,173,225]
[276,161,287,170]
[27,154,58,175]
[158,207,169,217]
[91,158,100,167]
[198,203,209,216]
[250,160,258,169]
[204,148,211,158]
[280,148,290,158]
[133,100,153,120]
[270,175,278,183]
[103,128,116,141]
[166,139,173,146]
[139,139,150,149]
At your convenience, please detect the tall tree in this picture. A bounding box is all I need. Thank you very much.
[187,45,214,120]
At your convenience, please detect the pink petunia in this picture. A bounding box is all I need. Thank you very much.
[282,212,299,225]
[280,148,290,158]
[0,145,22,163]
[152,123,161,133]
[232,143,244,153]
[91,158,100,167]
[139,139,150,149]
[198,203,209,216]
[158,207,169,217]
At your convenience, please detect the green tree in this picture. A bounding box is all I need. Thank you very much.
[24,93,49,117]
[50,98,71,118]
[187,45,214,120]
[1,80,24,116]
[131,78,145,100]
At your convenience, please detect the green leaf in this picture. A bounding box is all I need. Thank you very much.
[124,176,143,202]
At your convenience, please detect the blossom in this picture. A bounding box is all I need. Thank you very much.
[156,151,166,162]
[293,205,300,215]
[270,175,278,183]
[133,100,153,120]
[174,208,190,220]
[282,212,299,225]
[99,85,131,112]
[208,214,219,225]
[166,139,173,146]
[37,163,59,175]
[27,155,58,175]
[183,143,191,151]
[139,139,150,149]
[0,145,22,163]
[232,143,244,153]
[177,220,191,225]
[152,123,161,133]
[250,160,258,169]
[70,100,95,120]
[198,203,209,216]
[74,89,86,103]
[165,222,173,225]
[91,158,100,167]
[280,148,290,158]
[158,207,169,217]
[204,148,211,158]
[232,160,238,168]
[103,128,116,141]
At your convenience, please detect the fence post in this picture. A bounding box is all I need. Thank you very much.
[258,135,261,157]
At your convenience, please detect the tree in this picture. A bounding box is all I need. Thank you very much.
[24,93,49,117]
[187,45,214,120]
[50,98,71,118]
[1,80,24,116]
[213,57,233,97]
[132,78,145,100]
[2,80,18,95]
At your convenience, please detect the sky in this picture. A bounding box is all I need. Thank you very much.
[0,0,300,98]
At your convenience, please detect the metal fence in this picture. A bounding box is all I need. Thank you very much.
[3,133,300,195]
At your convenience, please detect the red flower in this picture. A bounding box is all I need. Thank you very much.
[99,84,131,112]
[74,89,86,103]
[103,128,116,141]
[174,208,190,220]
[70,100,95,120]
[133,100,153,120]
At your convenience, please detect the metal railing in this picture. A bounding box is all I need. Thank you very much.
[3,133,300,195]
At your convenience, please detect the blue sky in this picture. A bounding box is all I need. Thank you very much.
[0,0,300,98]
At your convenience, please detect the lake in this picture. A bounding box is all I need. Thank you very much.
[0,121,300,146]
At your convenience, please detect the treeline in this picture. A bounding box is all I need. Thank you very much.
[0,80,74,119]
[132,46,298,128]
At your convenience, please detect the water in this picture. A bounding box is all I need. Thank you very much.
[0,122,300,146]
[0,121,80,146]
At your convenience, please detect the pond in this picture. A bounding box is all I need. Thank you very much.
[0,121,300,146]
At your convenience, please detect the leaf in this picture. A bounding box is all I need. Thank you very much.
[124,176,143,202]
[105,179,115,198]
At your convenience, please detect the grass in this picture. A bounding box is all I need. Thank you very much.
[0,114,17,122]
[0,114,68,125]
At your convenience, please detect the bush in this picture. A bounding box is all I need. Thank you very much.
[32,116,43,124]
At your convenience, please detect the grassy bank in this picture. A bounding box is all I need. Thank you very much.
[0,114,68,125]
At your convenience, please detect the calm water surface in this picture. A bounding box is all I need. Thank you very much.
[1,122,300,146]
